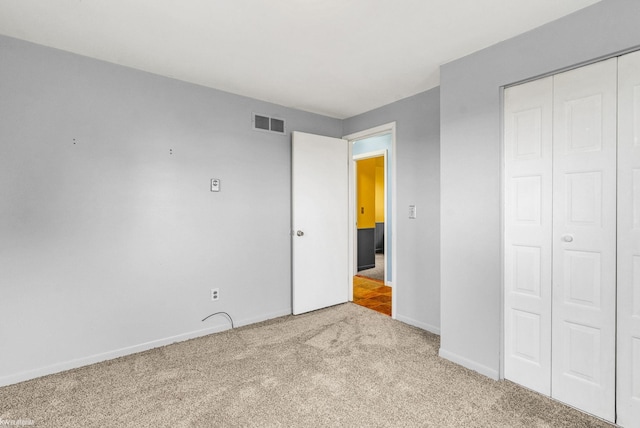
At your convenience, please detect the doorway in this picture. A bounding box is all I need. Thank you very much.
[353,154,390,315]
[290,124,397,319]
[345,123,396,318]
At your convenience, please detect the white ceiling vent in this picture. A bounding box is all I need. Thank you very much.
[252,113,286,134]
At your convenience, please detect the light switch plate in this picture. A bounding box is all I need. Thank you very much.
[211,179,220,192]
[409,205,417,219]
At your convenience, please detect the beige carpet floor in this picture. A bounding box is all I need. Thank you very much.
[0,303,612,427]
[358,253,385,282]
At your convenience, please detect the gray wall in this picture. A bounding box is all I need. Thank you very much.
[0,35,342,386]
[439,0,640,378]
[344,87,441,333]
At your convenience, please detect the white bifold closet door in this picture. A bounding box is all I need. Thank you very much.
[503,77,553,395]
[504,58,618,423]
[551,57,617,423]
[617,49,640,428]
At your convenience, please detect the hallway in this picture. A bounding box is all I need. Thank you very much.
[353,275,391,316]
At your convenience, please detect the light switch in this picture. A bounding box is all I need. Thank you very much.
[409,205,417,219]
[211,179,220,192]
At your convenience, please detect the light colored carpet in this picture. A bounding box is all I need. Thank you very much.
[0,303,611,427]
[358,253,384,282]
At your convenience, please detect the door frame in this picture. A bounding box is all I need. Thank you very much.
[344,122,397,319]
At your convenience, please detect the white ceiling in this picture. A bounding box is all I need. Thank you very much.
[0,0,600,119]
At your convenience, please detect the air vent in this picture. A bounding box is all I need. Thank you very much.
[252,113,286,134]
[270,118,285,133]
[254,114,270,130]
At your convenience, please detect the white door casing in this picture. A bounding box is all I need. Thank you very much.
[345,122,397,318]
[292,131,349,315]
[617,49,640,428]
[503,77,553,395]
[551,58,617,422]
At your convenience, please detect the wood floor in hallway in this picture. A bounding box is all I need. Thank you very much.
[353,275,391,316]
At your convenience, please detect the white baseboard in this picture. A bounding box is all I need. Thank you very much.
[0,308,292,388]
[234,308,291,328]
[395,314,440,335]
[438,348,499,380]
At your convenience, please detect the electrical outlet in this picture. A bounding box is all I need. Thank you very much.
[211,288,220,301]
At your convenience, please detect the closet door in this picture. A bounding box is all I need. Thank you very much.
[617,49,640,427]
[551,58,617,422]
[503,78,553,395]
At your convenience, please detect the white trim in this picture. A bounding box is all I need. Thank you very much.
[344,122,396,141]
[234,308,292,328]
[0,308,291,387]
[345,122,397,319]
[395,314,440,335]
[391,124,397,318]
[349,153,357,301]
[502,45,640,91]
[499,85,506,381]
[353,150,386,160]
[438,348,500,380]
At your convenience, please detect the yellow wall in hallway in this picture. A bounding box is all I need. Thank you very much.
[375,157,385,223]
[356,158,376,229]
[357,156,384,229]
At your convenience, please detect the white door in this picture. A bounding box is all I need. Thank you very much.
[551,58,617,422]
[617,49,640,427]
[292,131,349,315]
[503,77,553,395]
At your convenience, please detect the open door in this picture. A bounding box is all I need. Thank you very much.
[292,131,349,315]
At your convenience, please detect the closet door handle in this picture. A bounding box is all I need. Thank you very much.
[561,234,574,243]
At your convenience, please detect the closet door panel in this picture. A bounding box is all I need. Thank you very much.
[503,77,553,395]
[551,58,617,422]
[617,49,640,428]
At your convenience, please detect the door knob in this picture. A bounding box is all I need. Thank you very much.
[562,234,574,242]
[296,230,304,237]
